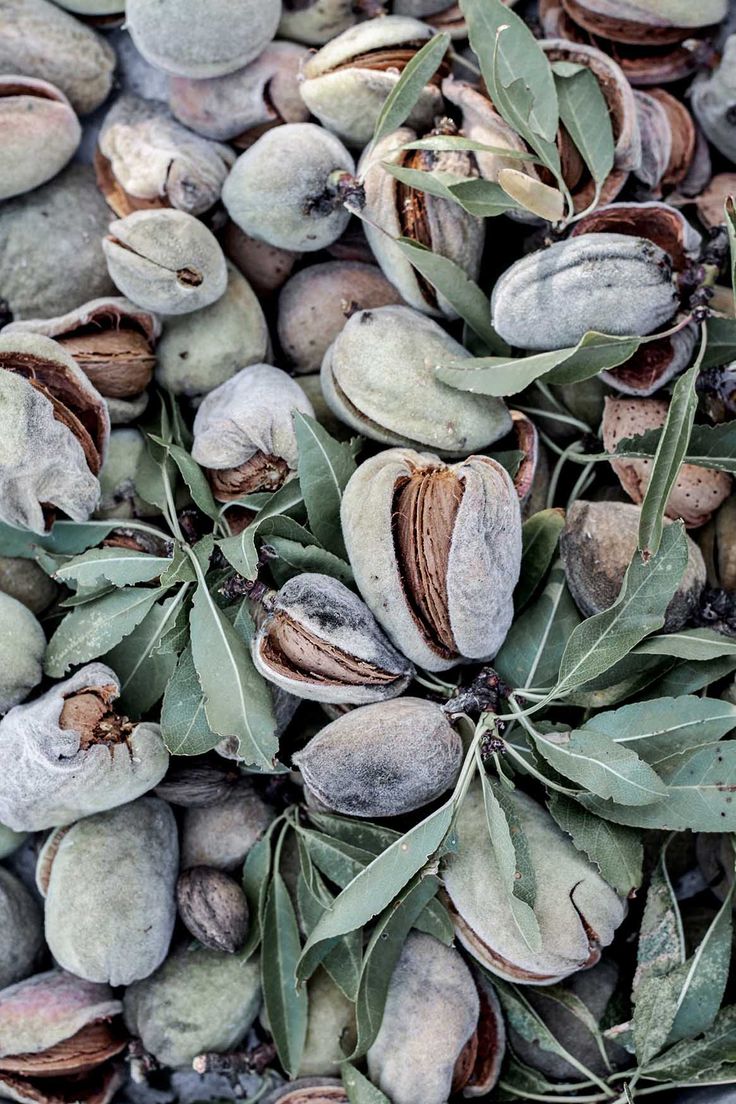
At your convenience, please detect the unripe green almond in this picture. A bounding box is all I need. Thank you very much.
[322,306,511,453]
[492,233,679,351]
[126,0,282,79]
[157,263,269,398]
[0,164,116,320]
[0,594,45,714]
[0,77,80,201]
[0,557,57,614]
[180,779,276,870]
[561,500,706,631]
[123,944,261,1067]
[293,698,462,817]
[279,0,358,46]
[367,932,480,1104]
[442,784,625,984]
[299,970,356,1077]
[0,868,43,991]
[169,41,310,143]
[96,428,160,520]
[222,124,354,253]
[300,17,442,147]
[692,36,736,162]
[0,0,115,116]
[103,209,228,316]
[278,261,403,375]
[40,797,178,986]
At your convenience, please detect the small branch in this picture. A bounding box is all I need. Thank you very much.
[192,1042,277,1077]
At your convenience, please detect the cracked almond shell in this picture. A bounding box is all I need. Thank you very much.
[358,126,485,317]
[253,572,414,705]
[39,796,178,987]
[602,396,732,527]
[0,969,125,1104]
[96,94,236,217]
[322,306,511,453]
[341,448,522,671]
[293,697,462,817]
[191,363,314,499]
[0,662,169,831]
[442,784,625,984]
[2,297,160,404]
[300,17,444,147]
[561,500,707,630]
[0,332,110,533]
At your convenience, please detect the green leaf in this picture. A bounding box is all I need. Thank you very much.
[641,1005,736,1080]
[103,594,182,715]
[0,519,123,559]
[727,197,736,315]
[293,412,355,559]
[306,813,401,857]
[395,238,509,354]
[297,828,373,889]
[478,770,541,951]
[342,1063,391,1104]
[493,979,597,1074]
[647,655,736,698]
[268,538,354,588]
[547,795,643,896]
[554,66,615,189]
[637,330,705,557]
[44,585,170,677]
[189,576,277,770]
[581,743,736,831]
[613,421,736,474]
[669,874,734,1044]
[350,876,440,1058]
[240,826,275,961]
[498,168,565,222]
[460,0,559,145]
[516,508,565,611]
[632,847,685,1063]
[160,643,217,756]
[449,176,523,216]
[413,896,454,945]
[136,432,176,516]
[702,316,736,369]
[261,872,308,1077]
[219,514,316,581]
[437,330,643,398]
[584,695,736,770]
[496,563,581,690]
[297,803,454,982]
[552,522,688,697]
[371,31,450,145]
[530,725,668,805]
[166,443,219,520]
[636,628,736,660]
[295,857,362,1001]
[54,547,172,589]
